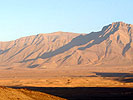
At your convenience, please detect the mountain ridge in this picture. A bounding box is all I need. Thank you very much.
[0,22,132,69]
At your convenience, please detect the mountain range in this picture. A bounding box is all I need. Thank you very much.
[0,22,132,69]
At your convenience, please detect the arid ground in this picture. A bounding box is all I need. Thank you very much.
[0,65,133,87]
[0,65,133,99]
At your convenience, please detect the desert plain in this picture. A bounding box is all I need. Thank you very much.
[0,65,133,87]
[0,65,133,100]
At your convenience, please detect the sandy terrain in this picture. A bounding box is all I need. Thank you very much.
[0,65,132,87]
[0,66,133,99]
[0,77,132,87]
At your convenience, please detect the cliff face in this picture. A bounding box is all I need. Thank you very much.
[0,22,132,69]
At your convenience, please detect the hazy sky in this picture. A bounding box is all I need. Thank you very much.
[0,0,133,41]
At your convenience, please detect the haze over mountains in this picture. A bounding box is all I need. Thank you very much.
[0,22,132,69]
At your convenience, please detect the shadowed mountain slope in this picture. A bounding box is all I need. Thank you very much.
[0,22,132,69]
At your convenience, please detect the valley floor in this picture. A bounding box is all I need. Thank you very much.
[0,65,133,99]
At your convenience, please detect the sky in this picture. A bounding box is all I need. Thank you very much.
[0,0,133,41]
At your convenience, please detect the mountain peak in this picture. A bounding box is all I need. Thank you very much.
[48,31,81,36]
[38,31,81,36]
[52,31,67,34]
[111,21,133,27]
[102,21,132,32]
[112,21,126,25]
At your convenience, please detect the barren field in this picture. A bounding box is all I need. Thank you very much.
[0,65,133,99]
[0,65,133,87]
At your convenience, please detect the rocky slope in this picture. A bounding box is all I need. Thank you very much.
[0,22,132,69]
[0,87,65,100]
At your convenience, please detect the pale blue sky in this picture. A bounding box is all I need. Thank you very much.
[0,0,133,41]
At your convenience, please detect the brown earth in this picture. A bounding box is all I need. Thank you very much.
[0,65,133,87]
[0,67,133,100]
[0,86,65,100]
[0,65,133,99]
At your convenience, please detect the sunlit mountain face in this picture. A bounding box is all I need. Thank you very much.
[0,22,132,69]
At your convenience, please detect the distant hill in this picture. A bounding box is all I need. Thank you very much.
[0,22,132,69]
